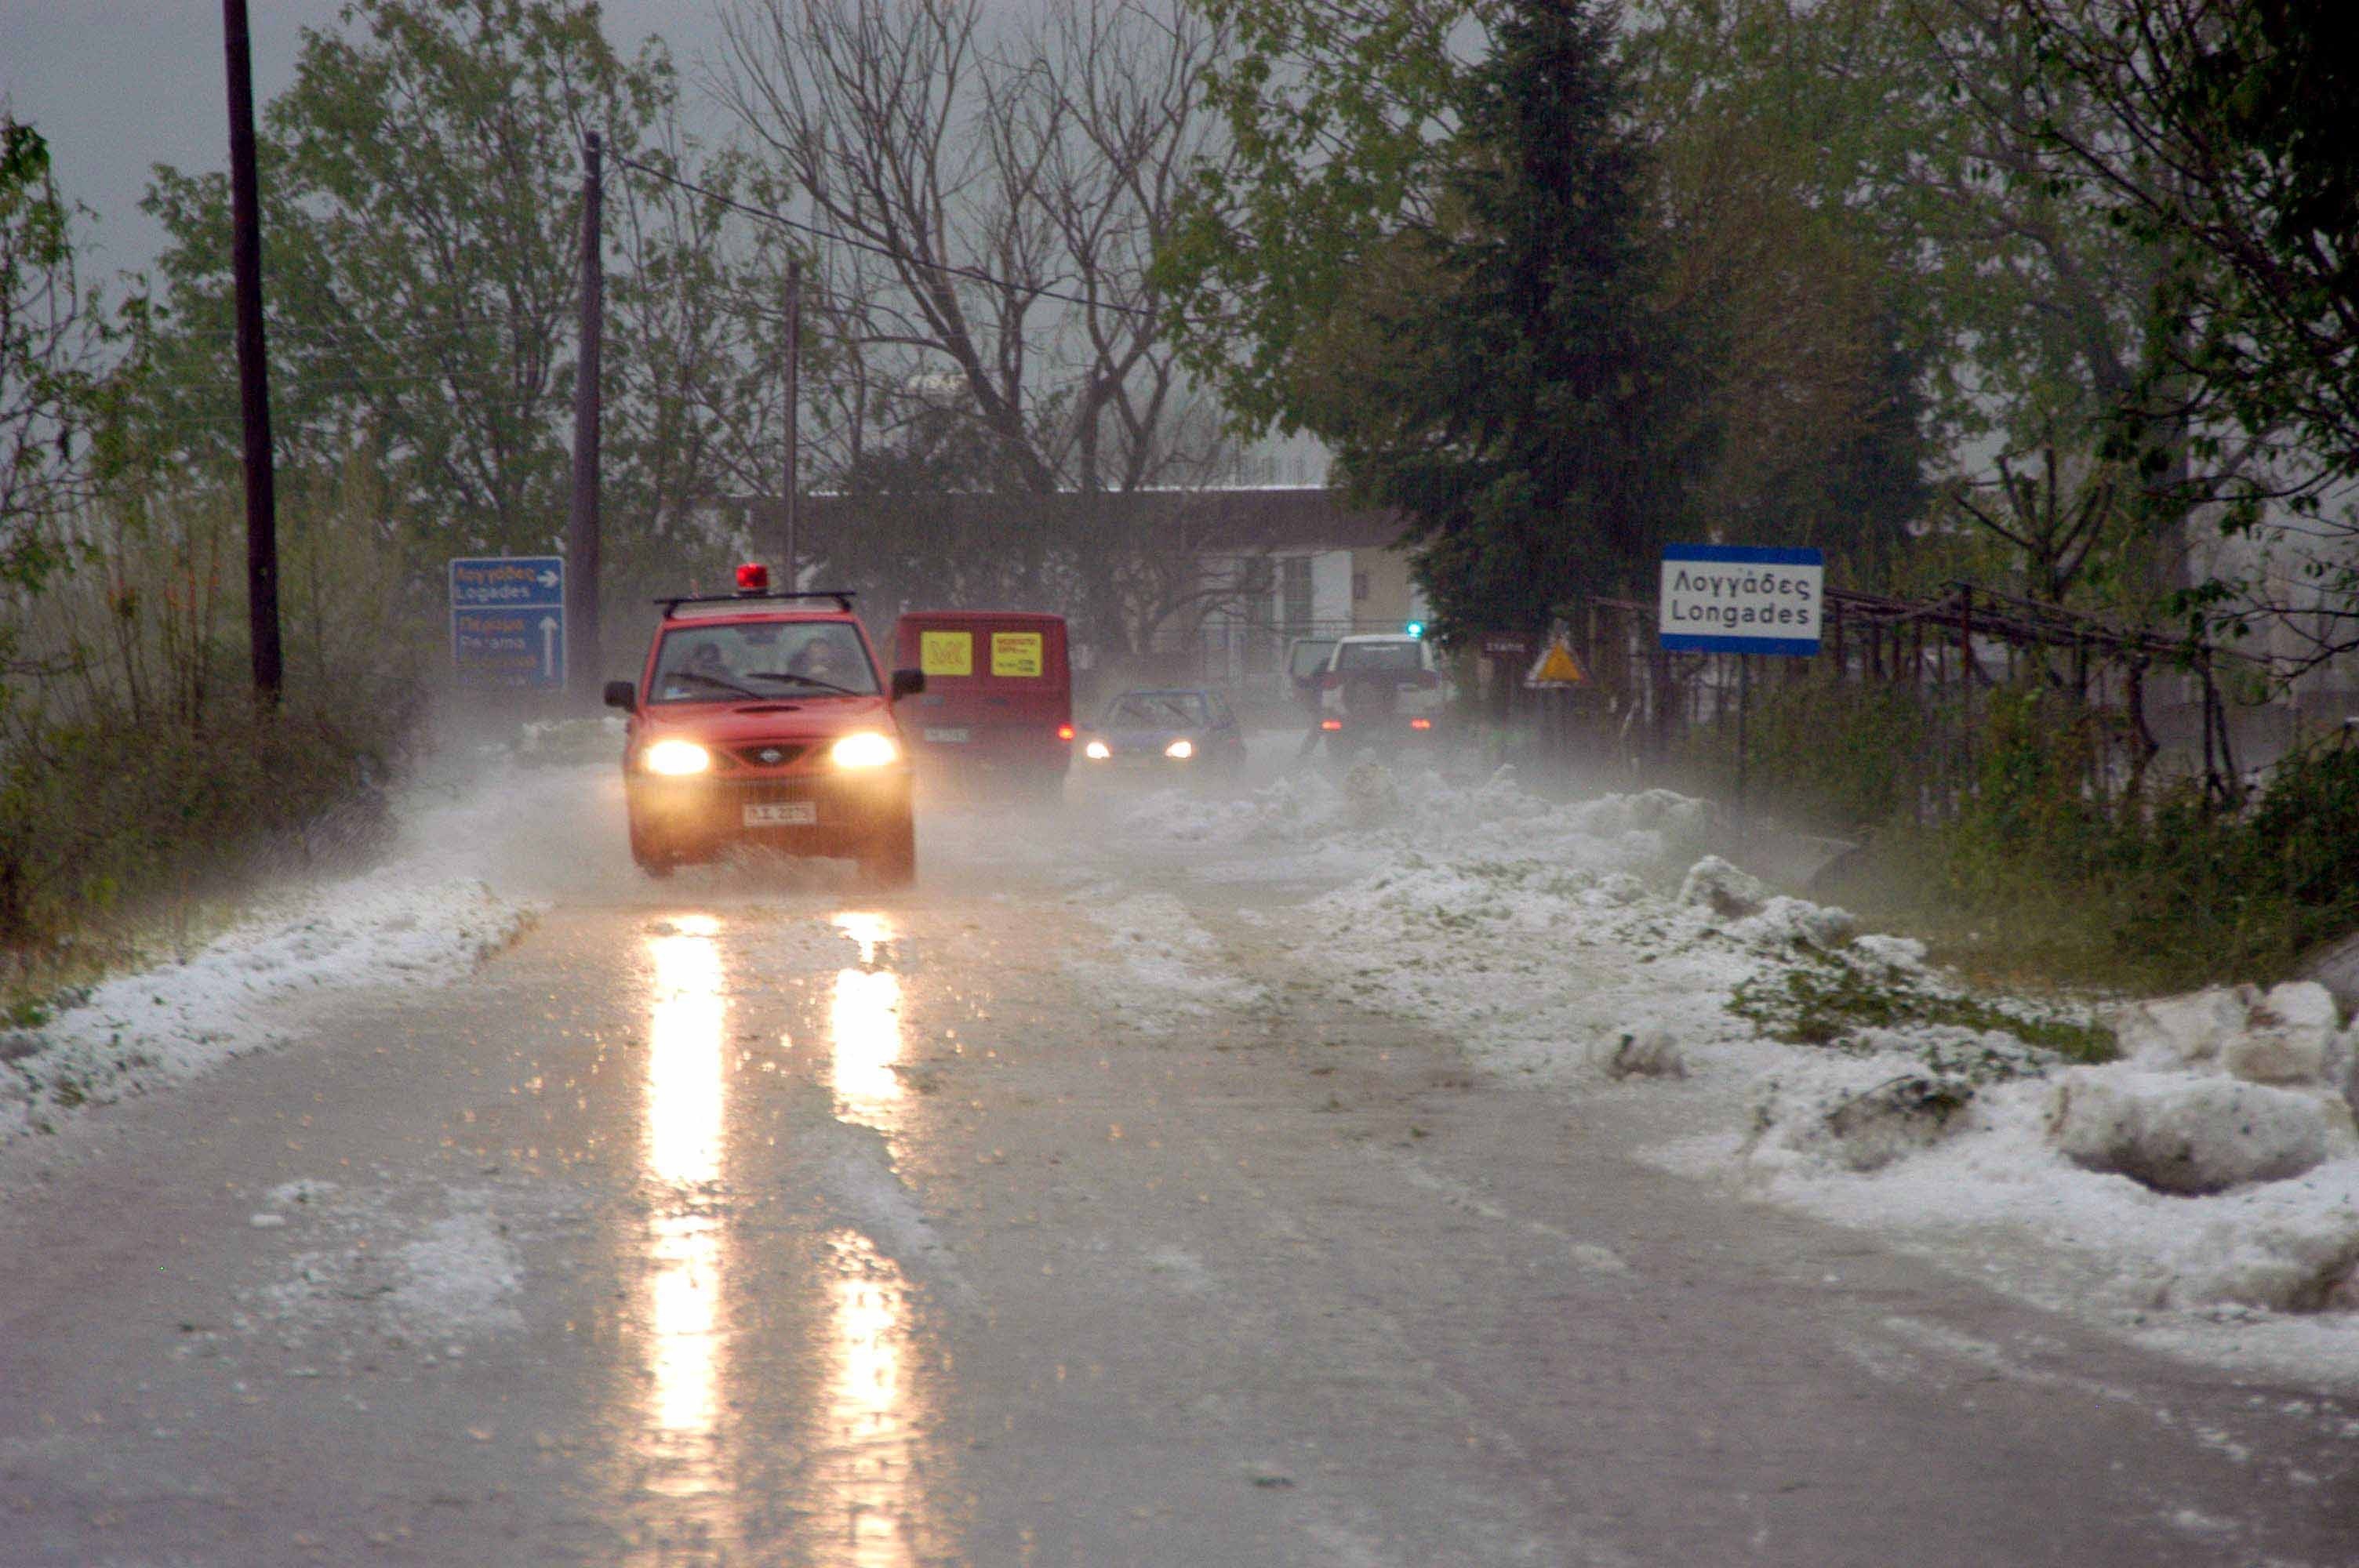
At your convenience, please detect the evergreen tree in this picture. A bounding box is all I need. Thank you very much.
[1336,0,1709,639]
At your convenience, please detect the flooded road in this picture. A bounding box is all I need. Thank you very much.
[3,767,2357,1566]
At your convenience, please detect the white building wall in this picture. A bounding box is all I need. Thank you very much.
[1310,551,1353,625]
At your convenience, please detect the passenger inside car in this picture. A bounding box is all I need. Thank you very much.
[788,635,856,688]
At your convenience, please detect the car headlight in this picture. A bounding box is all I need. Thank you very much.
[1084,739,1111,760]
[642,738,712,776]
[1165,739,1194,760]
[831,731,900,769]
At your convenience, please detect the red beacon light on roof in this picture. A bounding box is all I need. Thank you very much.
[734,561,771,595]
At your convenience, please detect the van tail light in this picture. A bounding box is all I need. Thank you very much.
[1056,723,1075,742]
[1320,718,1343,731]
[1410,717,1433,731]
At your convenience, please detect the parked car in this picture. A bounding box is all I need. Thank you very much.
[605,564,924,884]
[1078,688,1247,777]
[892,610,1072,798]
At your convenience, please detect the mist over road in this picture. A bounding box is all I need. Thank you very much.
[3,741,2355,1566]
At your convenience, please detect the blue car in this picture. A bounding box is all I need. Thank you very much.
[1078,688,1247,776]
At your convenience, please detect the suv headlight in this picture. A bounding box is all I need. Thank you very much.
[1084,739,1111,760]
[831,731,900,768]
[1164,739,1194,760]
[642,739,712,775]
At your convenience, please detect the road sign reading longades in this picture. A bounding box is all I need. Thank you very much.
[1658,544,1823,657]
[449,555,565,690]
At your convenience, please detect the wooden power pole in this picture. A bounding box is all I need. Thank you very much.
[783,256,801,586]
[565,132,604,704]
[222,0,282,706]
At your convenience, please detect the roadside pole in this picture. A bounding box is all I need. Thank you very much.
[222,0,282,707]
[783,255,802,586]
[565,132,604,707]
[1735,653,1750,832]
[1658,545,1825,842]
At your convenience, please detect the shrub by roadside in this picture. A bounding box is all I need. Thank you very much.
[0,705,406,979]
[1692,673,2359,995]
[2,476,427,1011]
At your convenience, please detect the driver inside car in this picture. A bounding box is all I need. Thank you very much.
[661,640,733,697]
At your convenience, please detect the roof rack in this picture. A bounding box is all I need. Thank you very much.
[654,589,857,615]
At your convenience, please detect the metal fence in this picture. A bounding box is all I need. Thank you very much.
[1553,584,2252,818]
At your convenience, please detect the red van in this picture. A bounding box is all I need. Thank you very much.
[892,611,1072,795]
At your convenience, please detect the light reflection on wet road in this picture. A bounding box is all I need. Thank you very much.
[637,914,729,1532]
[814,1229,925,1568]
[621,907,940,1564]
[830,913,904,1138]
[816,910,934,1566]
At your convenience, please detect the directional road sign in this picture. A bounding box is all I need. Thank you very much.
[1658,544,1823,657]
[449,555,566,690]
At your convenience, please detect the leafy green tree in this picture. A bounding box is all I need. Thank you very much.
[2025,0,2357,488]
[1624,3,1934,578]
[2020,0,2359,660]
[0,119,100,596]
[1169,0,1706,638]
[1161,0,1474,437]
[134,0,751,582]
[1624,0,2239,615]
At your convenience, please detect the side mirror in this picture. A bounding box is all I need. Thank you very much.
[602,680,635,710]
[890,668,925,700]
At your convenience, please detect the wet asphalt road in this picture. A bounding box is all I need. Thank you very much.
[5,771,2359,1566]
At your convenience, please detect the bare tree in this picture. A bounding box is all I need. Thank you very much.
[711,0,1241,652]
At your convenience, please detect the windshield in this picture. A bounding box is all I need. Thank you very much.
[1106,692,1209,730]
[1334,641,1424,675]
[651,620,878,702]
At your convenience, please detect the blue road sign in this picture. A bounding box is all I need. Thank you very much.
[1657,544,1824,657]
[449,556,565,690]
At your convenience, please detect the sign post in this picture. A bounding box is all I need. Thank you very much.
[1658,545,1823,823]
[449,556,567,693]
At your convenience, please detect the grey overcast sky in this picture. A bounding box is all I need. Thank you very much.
[0,1,731,278]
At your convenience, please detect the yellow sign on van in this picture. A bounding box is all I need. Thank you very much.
[920,630,973,677]
[991,631,1045,678]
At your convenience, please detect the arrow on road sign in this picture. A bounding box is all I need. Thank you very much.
[537,569,559,588]
[540,616,560,679]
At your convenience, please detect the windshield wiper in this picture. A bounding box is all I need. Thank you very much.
[743,670,861,696]
[668,670,763,699]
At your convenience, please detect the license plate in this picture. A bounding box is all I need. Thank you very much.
[743,800,816,827]
[924,727,971,743]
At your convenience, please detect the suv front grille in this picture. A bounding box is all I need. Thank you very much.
[730,742,809,770]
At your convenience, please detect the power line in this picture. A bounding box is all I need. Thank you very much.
[609,151,1168,324]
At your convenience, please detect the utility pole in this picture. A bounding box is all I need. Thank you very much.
[223,0,282,706]
[783,255,801,586]
[565,132,604,705]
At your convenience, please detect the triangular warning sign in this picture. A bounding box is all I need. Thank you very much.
[1525,639,1587,688]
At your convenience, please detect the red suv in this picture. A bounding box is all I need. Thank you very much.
[604,567,925,884]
